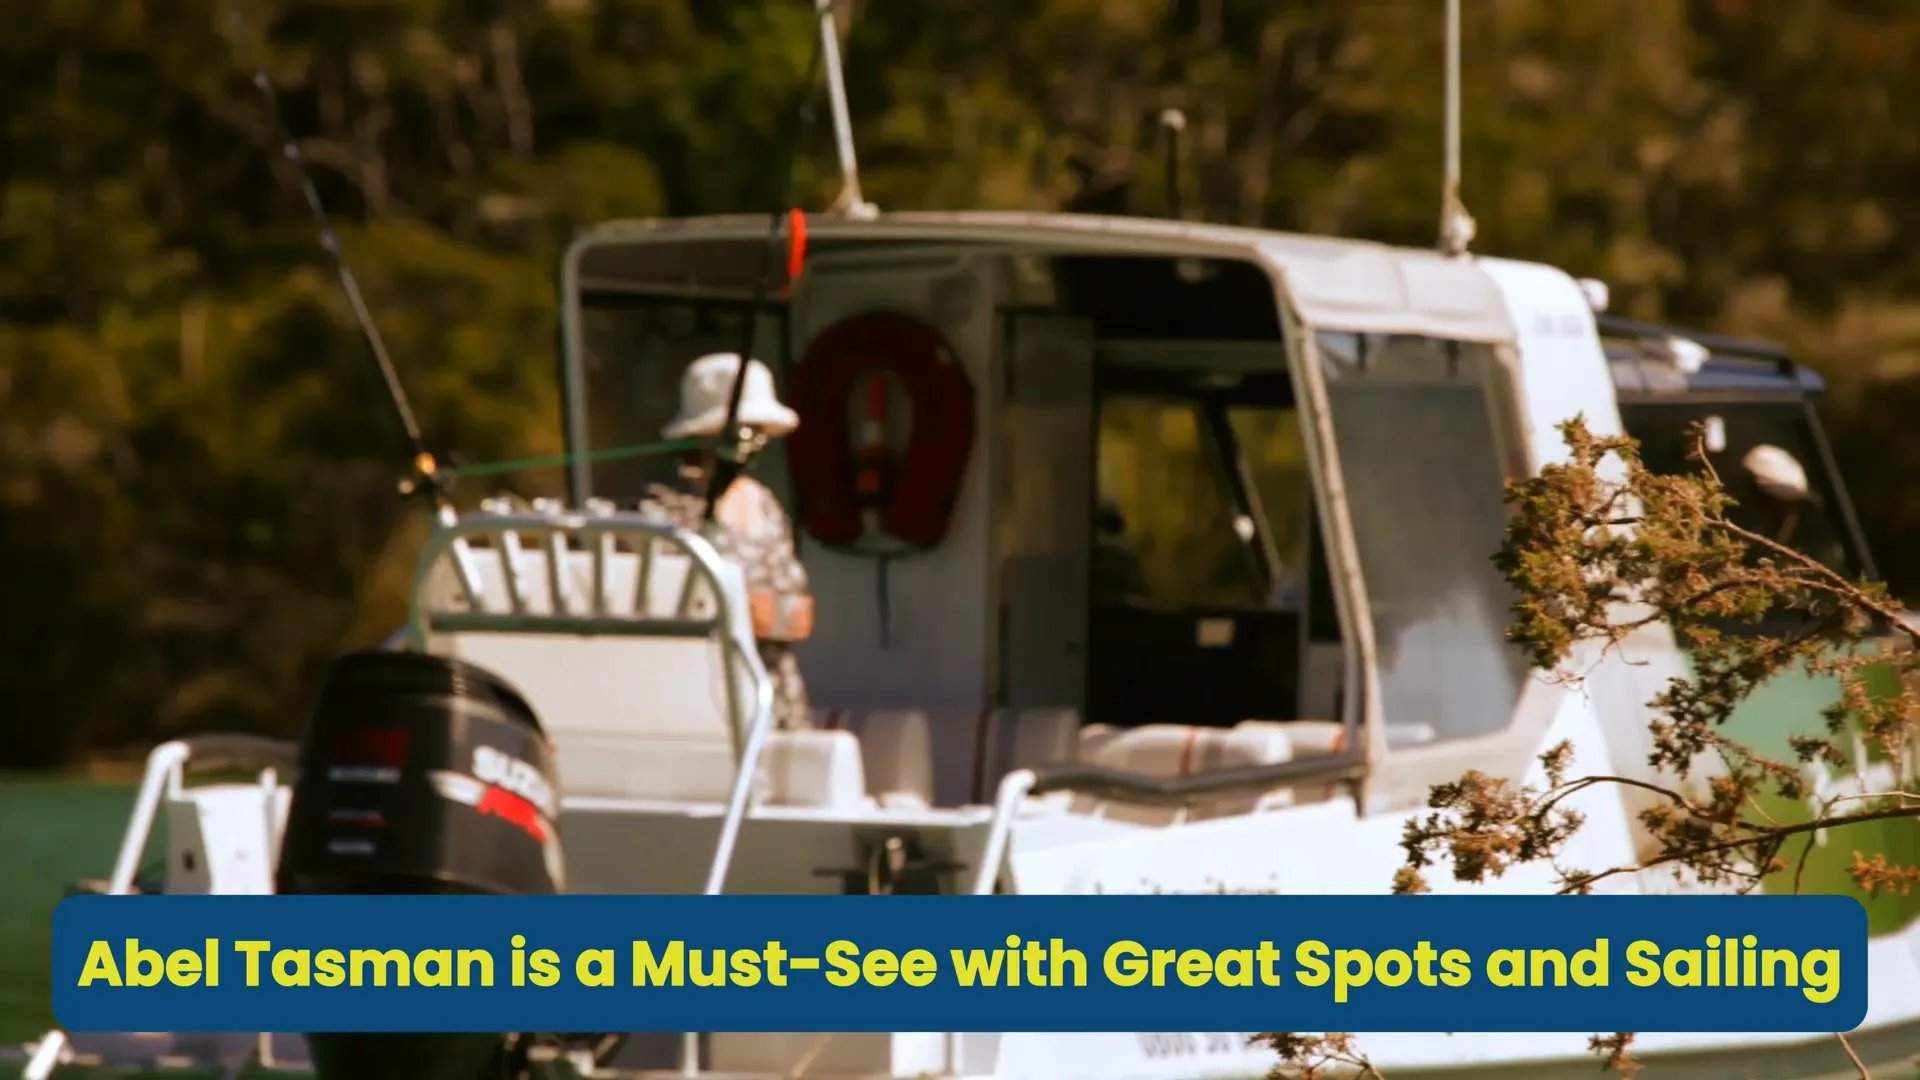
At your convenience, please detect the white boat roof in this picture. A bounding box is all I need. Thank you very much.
[568,210,1520,343]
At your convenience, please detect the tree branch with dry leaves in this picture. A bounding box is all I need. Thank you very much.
[1261,417,1918,1080]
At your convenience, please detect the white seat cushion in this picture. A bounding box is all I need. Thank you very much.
[973,709,1080,801]
[758,730,868,810]
[1082,723,1290,775]
[436,631,746,803]
[845,710,936,809]
[1077,724,1298,824]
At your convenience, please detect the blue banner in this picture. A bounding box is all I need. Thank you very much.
[52,894,1866,1034]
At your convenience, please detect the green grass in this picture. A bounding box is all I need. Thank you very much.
[0,777,160,1047]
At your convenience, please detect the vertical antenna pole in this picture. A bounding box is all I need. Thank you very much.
[1439,0,1476,257]
[817,0,878,220]
[1443,0,1460,213]
[1159,109,1187,220]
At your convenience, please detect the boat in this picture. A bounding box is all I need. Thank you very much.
[15,2,1920,1078]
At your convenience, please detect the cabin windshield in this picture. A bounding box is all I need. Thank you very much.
[1618,399,1862,581]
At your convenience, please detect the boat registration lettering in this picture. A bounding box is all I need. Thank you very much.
[1136,1032,1255,1059]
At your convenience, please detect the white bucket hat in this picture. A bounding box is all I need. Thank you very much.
[660,352,799,440]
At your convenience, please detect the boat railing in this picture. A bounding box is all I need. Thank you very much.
[969,752,1368,895]
[407,500,775,897]
[107,733,298,895]
[24,733,298,1080]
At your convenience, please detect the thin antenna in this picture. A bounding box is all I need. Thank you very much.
[816,0,878,220]
[696,8,829,524]
[1438,0,1476,257]
[1159,109,1187,220]
[231,12,445,502]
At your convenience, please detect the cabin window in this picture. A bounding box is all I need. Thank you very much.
[1098,398,1262,608]
[1229,407,1314,607]
[574,293,789,505]
[1316,331,1529,747]
[1617,401,1860,582]
[1094,370,1310,611]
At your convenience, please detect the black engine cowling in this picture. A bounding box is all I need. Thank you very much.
[278,648,566,1080]
[278,648,563,897]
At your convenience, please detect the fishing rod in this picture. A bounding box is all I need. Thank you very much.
[229,12,447,506]
[697,0,833,525]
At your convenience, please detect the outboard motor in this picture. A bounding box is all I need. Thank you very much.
[277,648,565,1080]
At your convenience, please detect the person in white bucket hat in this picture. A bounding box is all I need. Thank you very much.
[660,350,801,440]
[641,352,815,730]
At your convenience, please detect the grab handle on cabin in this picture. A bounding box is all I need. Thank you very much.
[1025,753,1366,808]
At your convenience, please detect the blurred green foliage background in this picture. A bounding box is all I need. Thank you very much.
[6,0,1920,768]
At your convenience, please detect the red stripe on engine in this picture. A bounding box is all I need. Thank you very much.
[476,786,547,843]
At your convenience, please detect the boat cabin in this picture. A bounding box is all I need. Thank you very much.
[541,212,1876,832]
[553,212,1583,819]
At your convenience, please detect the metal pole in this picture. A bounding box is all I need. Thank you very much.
[818,0,877,219]
[1444,0,1460,217]
[969,769,1037,895]
[1438,0,1474,256]
[110,742,191,895]
[22,1032,67,1080]
[1159,109,1186,220]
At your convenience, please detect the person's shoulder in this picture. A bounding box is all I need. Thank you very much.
[718,476,792,533]
[738,475,787,512]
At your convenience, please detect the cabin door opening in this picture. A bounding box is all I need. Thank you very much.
[1087,342,1341,731]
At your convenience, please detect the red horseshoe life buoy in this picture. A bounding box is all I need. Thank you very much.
[785,312,975,551]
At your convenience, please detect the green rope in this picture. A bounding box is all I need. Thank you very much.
[439,438,709,479]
